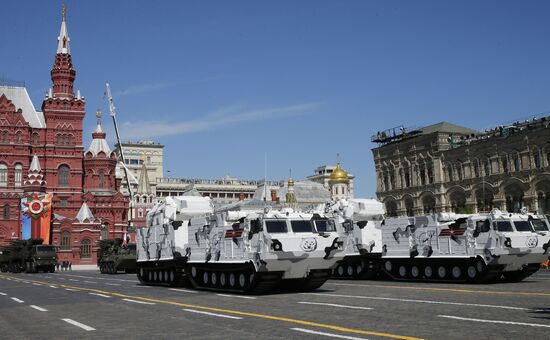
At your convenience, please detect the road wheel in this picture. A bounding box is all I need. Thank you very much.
[229,272,236,287]
[384,260,393,272]
[438,266,446,279]
[346,265,354,277]
[337,265,344,276]
[238,273,246,288]
[202,271,209,285]
[398,265,407,278]
[451,266,462,279]
[211,272,218,286]
[424,266,433,279]
[411,265,420,278]
[467,265,477,280]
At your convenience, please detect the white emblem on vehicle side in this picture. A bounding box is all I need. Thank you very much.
[300,238,317,252]
[526,236,538,248]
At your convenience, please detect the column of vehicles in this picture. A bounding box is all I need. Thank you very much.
[134,195,550,294]
[0,238,57,273]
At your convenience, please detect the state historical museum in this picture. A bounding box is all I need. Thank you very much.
[0,9,129,264]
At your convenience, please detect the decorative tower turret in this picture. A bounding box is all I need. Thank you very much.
[329,155,351,200]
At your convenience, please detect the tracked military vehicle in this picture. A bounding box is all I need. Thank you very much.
[136,196,214,286]
[380,209,550,282]
[328,199,385,279]
[137,196,346,293]
[98,239,137,274]
[0,239,56,273]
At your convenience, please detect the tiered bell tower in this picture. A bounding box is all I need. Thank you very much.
[40,5,86,217]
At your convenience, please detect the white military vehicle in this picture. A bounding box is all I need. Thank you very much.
[328,199,386,279]
[380,209,550,282]
[136,196,213,286]
[137,196,346,293]
[186,202,346,293]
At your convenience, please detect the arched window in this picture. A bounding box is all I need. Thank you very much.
[80,239,91,259]
[58,165,70,187]
[473,159,480,178]
[484,159,491,176]
[60,231,71,250]
[501,155,509,173]
[15,164,22,187]
[68,134,73,145]
[0,131,8,142]
[15,131,22,143]
[534,151,541,169]
[98,172,105,189]
[0,164,7,186]
[3,204,9,220]
[513,156,521,172]
[32,133,39,145]
[456,163,463,181]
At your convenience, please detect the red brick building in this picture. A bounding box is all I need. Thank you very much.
[0,9,129,264]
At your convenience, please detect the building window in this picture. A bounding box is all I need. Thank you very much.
[99,172,105,188]
[0,164,7,186]
[484,159,491,176]
[59,197,68,207]
[15,164,22,187]
[447,165,453,182]
[138,209,143,218]
[0,131,8,142]
[456,163,463,181]
[534,152,541,169]
[60,231,71,250]
[32,133,39,145]
[501,156,508,173]
[404,170,411,187]
[15,131,22,143]
[473,160,480,178]
[68,134,73,145]
[513,156,521,172]
[547,151,550,167]
[3,204,9,220]
[80,239,91,259]
[58,165,70,187]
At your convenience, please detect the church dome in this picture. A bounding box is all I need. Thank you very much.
[329,164,350,183]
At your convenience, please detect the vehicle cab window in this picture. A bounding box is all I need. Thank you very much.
[290,220,314,233]
[530,219,549,232]
[265,220,288,233]
[314,219,336,232]
[513,221,533,232]
[493,221,513,232]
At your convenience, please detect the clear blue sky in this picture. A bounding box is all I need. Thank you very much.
[2,1,550,197]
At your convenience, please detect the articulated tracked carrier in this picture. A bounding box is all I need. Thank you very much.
[381,210,550,282]
[136,196,346,293]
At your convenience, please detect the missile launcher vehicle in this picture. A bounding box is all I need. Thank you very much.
[0,239,57,273]
[136,196,346,293]
[380,209,550,282]
[328,199,385,279]
[98,238,137,274]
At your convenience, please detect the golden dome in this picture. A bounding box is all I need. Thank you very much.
[329,163,350,183]
[287,177,295,187]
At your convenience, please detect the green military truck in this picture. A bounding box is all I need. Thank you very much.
[0,239,57,273]
[97,238,137,274]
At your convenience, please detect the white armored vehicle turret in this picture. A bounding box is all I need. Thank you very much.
[137,196,346,293]
[381,209,550,282]
[136,196,213,286]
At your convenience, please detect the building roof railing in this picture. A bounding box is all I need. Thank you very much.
[448,114,550,149]
[156,177,283,186]
[371,125,422,145]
